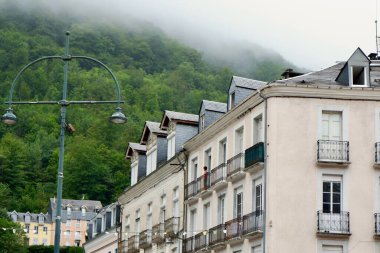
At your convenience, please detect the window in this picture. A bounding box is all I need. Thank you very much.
[66,219,71,227]
[34,226,38,234]
[135,210,140,234]
[67,206,72,215]
[173,188,179,217]
[81,207,86,216]
[25,225,30,233]
[322,245,343,253]
[203,203,211,230]
[131,162,138,186]
[65,230,70,238]
[200,113,205,130]
[75,231,80,239]
[204,149,212,173]
[253,178,263,212]
[252,245,262,253]
[11,213,17,222]
[43,227,48,235]
[230,91,236,110]
[235,127,244,154]
[160,195,166,223]
[167,134,176,159]
[146,148,157,175]
[323,175,342,214]
[190,158,198,182]
[234,187,244,218]
[25,214,30,223]
[76,219,81,227]
[42,238,48,246]
[38,215,44,224]
[190,209,197,234]
[147,203,152,229]
[219,138,227,164]
[322,111,342,141]
[33,238,38,245]
[218,195,225,224]
[351,66,367,86]
[253,115,263,144]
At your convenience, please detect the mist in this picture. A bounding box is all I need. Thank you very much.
[2,0,377,71]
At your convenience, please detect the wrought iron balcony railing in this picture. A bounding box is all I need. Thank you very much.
[121,239,128,253]
[127,235,139,253]
[375,213,380,236]
[376,143,380,164]
[242,210,264,235]
[227,152,245,177]
[196,173,210,193]
[183,236,195,253]
[139,229,152,249]
[317,140,349,162]
[194,231,208,251]
[317,211,350,234]
[210,163,227,187]
[208,224,225,246]
[185,180,197,200]
[164,217,179,238]
[225,217,243,240]
[152,223,165,244]
[245,142,264,168]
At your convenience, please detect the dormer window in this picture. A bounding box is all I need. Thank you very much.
[351,66,367,86]
[200,113,205,130]
[25,214,31,223]
[67,206,72,216]
[81,207,86,216]
[11,213,17,222]
[131,161,138,186]
[167,133,176,160]
[38,215,44,224]
[146,147,157,175]
[230,91,236,110]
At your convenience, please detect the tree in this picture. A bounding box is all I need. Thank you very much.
[0,209,27,253]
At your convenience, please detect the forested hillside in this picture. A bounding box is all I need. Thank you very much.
[0,1,294,212]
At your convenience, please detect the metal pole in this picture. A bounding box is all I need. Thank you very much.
[54,31,70,253]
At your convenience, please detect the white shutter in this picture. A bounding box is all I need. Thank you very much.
[152,150,157,171]
[321,112,342,140]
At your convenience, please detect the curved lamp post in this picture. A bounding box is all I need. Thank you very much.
[2,31,126,253]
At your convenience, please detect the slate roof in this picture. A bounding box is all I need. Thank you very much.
[8,211,52,223]
[203,100,227,113]
[49,198,102,212]
[145,121,167,135]
[232,76,266,89]
[128,143,146,152]
[164,110,199,123]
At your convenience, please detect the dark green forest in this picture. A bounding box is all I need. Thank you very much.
[0,1,293,213]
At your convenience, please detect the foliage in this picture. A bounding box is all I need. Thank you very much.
[0,1,291,212]
[0,209,28,253]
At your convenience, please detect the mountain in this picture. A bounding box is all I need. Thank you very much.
[0,1,297,212]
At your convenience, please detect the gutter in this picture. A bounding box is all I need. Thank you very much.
[257,87,268,253]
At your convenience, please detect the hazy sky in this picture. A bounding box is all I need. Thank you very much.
[30,0,380,70]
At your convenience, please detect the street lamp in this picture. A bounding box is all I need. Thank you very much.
[1,31,126,253]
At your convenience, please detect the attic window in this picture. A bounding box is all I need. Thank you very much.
[200,114,205,130]
[230,92,236,110]
[351,66,367,86]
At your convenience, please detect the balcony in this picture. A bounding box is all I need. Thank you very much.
[210,163,227,190]
[127,235,139,253]
[196,173,212,198]
[185,180,197,201]
[242,210,264,237]
[164,217,179,238]
[183,237,195,253]
[152,223,165,244]
[225,217,243,241]
[375,143,380,167]
[194,231,208,251]
[317,140,349,164]
[208,224,226,249]
[227,153,245,181]
[139,229,152,249]
[245,142,264,173]
[121,239,128,253]
[317,211,351,237]
[375,213,380,237]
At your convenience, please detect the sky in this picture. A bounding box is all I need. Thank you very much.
[17,0,380,70]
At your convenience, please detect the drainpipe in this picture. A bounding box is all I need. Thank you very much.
[257,88,268,253]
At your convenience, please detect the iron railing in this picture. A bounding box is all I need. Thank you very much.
[139,229,152,249]
[317,140,349,162]
[245,142,264,168]
[210,163,227,186]
[127,235,139,253]
[197,173,210,192]
[182,237,195,253]
[375,213,380,235]
[317,211,350,234]
[185,180,197,200]
[209,224,225,246]
[164,217,180,238]
[242,210,264,235]
[152,223,165,244]
[194,231,208,251]
[227,153,245,177]
[225,217,243,240]
[121,239,128,253]
[376,143,380,163]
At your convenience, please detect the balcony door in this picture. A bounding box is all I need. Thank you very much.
[322,245,343,253]
[322,111,342,141]
[322,175,345,232]
[253,178,263,228]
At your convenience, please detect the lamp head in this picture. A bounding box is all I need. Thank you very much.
[110,107,127,124]
[2,108,17,125]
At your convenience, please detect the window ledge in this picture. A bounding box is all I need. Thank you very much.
[317,160,350,166]
[374,163,380,169]
[316,231,351,238]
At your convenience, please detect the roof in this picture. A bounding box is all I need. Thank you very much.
[8,211,52,223]
[202,100,227,113]
[231,76,266,90]
[49,198,102,211]
[126,142,146,158]
[140,121,167,143]
[161,110,199,128]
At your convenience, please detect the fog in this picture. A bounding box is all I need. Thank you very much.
[5,0,379,70]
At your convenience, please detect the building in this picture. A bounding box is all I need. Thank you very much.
[83,202,121,253]
[118,111,198,253]
[8,211,53,246]
[48,198,102,247]
[182,48,380,253]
